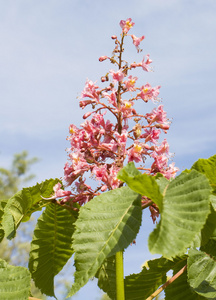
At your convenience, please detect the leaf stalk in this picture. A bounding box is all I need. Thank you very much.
[116,250,125,300]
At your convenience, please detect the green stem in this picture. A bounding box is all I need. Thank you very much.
[115,250,125,300]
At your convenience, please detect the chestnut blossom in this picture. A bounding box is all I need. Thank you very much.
[130,34,145,52]
[120,18,135,34]
[145,105,170,127]
[132,54,152,72]
[137,83,161,103]
[141,127,161,144]
[109,69,125,84]
[128,143,145,163]
[53,183,72,198]
[102,90,117,107]
[57,18,178,223]
[80,79,100,104]
[124,75,138,92]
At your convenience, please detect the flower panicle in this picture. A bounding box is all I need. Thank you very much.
[56,18,178,222]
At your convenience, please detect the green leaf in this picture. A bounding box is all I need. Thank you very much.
[124,257,174,300]
[0,258,31,300]
[68,186,142,297]
[1,209,15,238]
[155,173,169,196]
[2,178,61,238]
[201,239,216,260]
[149,170,211,259]
[0,200,8,242]
[96,255,116,300]
[165,256,205,300]
[29,203,76,297]
[192,204,216,249]
[117,162,163,209]
[117,162,141,178]
[192,155,216,209]
[0,229,4,243]
[188,248,216,299]
[200,205,216,246]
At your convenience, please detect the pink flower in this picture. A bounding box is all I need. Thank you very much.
[41,182,72,202]
[64,162,78,185]
[75,179,91,193]
[137,83,161,103]
[80,79,100,103]
[119,18,135,34]
[128,143,145,163]
[141,55,152,71]
[103,90,117,107]
[154,139,170,155]
[134,55,152,72]
[109,69,125,83]
[69,152,90,175]
[151,152,168,174]
[53,183,72,198]
[121,100,136,118]
[141,127,161,144]
[124,75,138,92]
[108,165,121,189]
[93,165,108,182]
[130,34,145,51]
[145,105,169,125]
[164,162,179,179]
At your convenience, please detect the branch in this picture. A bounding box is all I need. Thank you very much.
[146,264,187,300]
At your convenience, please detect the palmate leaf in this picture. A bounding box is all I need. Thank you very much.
[188,248,216,299]
[67,186,142,297]
[1,178,61,239]
[124,257,175,300]
[29,203,77,297]
[149,170,211,259]
[95,255,116,300]
[0,259,31,300]
[165,256,205,300]
[117,162,163,209]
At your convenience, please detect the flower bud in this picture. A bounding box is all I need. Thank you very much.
[101,76,106,82]
[83,111,92,119]
[130,63,137,69]
[99,56,108,62]
[111,35,117,39]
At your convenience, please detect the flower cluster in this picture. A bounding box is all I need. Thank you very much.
[54,18,178,220]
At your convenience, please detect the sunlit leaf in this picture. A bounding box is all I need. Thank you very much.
[67,186,142,297]
[188,248,216,299]
[149,170,211,259]
[192,155,216,210]
[0,259,31,300]
[117,162,163,209]
[1,178,60,238]
[29,203,77,297]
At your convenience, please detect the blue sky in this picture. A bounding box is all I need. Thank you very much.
[1,1,216,299]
